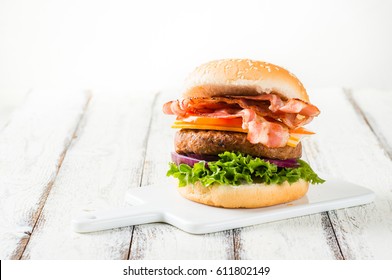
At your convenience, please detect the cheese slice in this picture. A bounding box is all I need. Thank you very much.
[287,135,300,147]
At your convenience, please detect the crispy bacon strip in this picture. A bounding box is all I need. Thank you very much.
[185,108,290,148]
[278,98,320,116]
[162,94,320,148]
[281,113,314,128]
[164,103,289,147]
[235,94,284,112]
[241,111,289,147]
[164,95,319,118]
[163,100,187,117]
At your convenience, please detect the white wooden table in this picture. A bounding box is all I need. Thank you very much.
[1,88,391,260]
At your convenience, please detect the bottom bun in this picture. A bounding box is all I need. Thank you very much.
[178,180,309,208]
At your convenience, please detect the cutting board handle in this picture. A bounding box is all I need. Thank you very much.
[71,204,161,233]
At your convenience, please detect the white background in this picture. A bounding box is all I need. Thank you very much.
[0,0,391,122]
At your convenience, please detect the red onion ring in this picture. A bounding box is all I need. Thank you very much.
[171,152,299,168]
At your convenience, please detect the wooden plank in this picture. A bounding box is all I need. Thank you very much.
[21,91,156,259]
[129,90,235,260]
[348,88,392,158]
[304,88,392,259]
[0,89,27,130]
[235,212,342,259]
[0,90,89,260]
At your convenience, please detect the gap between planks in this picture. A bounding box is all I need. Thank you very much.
[126,92,160,260]
[321,212,344,260]
[302,141,344,259]
[14,94,92,260]
[232,229,241,260]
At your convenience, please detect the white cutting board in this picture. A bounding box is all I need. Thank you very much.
[72,175,375,234]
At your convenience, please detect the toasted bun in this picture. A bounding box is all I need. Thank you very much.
[178,180,309,208]
[183,59,309,102]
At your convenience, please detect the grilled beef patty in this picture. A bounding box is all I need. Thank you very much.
[175,129,302,160]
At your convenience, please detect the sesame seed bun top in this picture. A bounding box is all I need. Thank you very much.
[183,59,309,102]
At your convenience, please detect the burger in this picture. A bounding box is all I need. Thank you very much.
[163,59,324,208]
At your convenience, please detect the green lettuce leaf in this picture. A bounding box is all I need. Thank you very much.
[167,151,325,187]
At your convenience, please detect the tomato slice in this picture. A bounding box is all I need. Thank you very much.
[176,116,243,127]
[172,117,246,133]
[171,123,247,133]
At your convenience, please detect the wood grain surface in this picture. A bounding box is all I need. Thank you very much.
[0,90,89,259]
[0,88,391,259]
[21,91,156,259]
